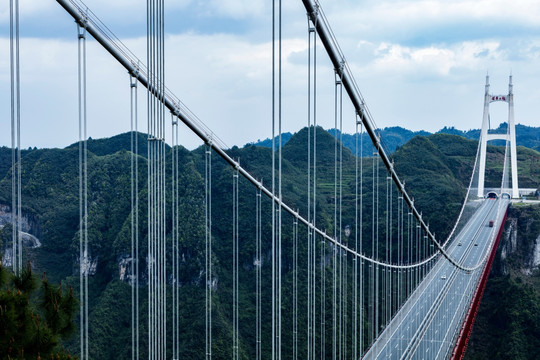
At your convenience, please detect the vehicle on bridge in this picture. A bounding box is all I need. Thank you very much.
[489,220,494,227]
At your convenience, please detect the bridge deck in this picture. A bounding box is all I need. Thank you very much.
[364,198,508,360]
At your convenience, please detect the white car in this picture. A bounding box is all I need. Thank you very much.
[441,275,447,280]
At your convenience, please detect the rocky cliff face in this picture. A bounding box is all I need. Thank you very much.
[496,204,540,276]
[0,203,42,267]
[465,204,540,360]
[0,203,41,238]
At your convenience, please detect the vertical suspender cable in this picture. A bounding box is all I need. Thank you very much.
[158,4,162,355]
[399,196,403,307]
[306,15,312,360]
[311,23,317,360]
[9,0,17,275]
[370,150,375,344]
[84,28,89,360]
[306,11,320,358]
[130,74,140,360]
[272,1,282,358]
[393,197,397,318]
[415,224,421,287]
[396,195,400,312]
[353,117,358,360]
[232,169,239,359]
[147,0,154,356]
[359,118,363,357]
[77,22,84,360]
[158,1,163,355]
[146,0,152,357]
[278,3,283,357]
[292,213,298,360]
[77,21,89,360]
[383,176,389,358]
[171,114,178,359]
[375,151,379,343]
[171,116,175,358]
[342,96,347,360]
[15,0,22,275]
[135,81,140,360]
[320,60,326,360]
[332,73,338,360]
[338,74,344,360]
[320,227,325,360]
[161,2,167,356]
[9,0,16,273]
[256,188,262,360]
[306,13,319,360]
[407,211,411,296]
[131,78,135,360]
[176,119,180,358]
[271,1,276,358]
[341,119,344,360]
[175,119,179,360]
[205,145,212,359]
[159,0,165,356]
[390,177,393,325]
[171,117,175,360]
[385,175,389,327]
[10,0,22,275]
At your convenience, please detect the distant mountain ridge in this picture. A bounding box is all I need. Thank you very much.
[250,123,540,154]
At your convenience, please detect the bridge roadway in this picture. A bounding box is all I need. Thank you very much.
[364,198,507,359]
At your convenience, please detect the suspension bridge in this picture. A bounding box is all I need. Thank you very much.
[5,0,520,359]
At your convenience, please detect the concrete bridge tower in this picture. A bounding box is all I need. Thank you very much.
[477,75,519,198]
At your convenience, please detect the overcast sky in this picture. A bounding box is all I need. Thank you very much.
[1,0,539,150]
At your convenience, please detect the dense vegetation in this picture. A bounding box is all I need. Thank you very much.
[0,129,537,358]
[0,262,76,359]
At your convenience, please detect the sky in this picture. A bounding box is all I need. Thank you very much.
[1,0,539,150]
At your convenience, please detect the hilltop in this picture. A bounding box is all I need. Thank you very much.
[252,123,540,155]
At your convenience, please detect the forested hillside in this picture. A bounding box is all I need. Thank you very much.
[0,129,538,358]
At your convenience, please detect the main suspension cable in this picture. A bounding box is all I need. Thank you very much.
[59,0,484,272]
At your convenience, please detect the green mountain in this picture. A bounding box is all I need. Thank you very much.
[253,123,540,156]
[0,129,538,358]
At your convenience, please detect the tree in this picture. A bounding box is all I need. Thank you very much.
[0,223,12,251]
[0,261,77,359]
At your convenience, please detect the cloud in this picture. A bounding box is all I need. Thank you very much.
[201,0,267,19]
[322,0,540,46]
[1,0,540,151]
[368,41,503,77]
